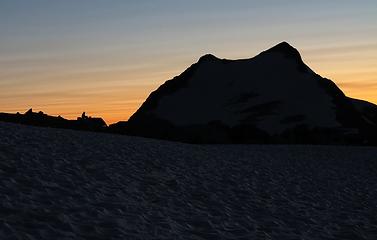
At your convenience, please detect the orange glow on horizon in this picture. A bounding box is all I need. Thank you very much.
[1,46,376,125]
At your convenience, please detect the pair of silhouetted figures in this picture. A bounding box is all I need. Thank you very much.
[79,112,89,120]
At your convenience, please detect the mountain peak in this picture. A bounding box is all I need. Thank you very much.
[264,41,301,59]
[268,41,297,52]
[198,53,219,63]
[260,42,310,73]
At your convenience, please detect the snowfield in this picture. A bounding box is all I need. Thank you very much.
[0,122,377,240]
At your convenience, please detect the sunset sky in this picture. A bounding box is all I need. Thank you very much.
[1,0,376,124]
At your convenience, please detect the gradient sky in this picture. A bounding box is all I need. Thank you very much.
[1,0,376,124]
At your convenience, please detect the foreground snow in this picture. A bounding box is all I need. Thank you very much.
[0,122,377,239]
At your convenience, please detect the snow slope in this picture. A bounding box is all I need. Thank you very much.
[1,122,377,239]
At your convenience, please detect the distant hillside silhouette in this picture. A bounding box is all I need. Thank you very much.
[0,109,107,132]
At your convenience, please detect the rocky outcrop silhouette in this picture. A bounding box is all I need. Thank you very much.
[0,109,107,132]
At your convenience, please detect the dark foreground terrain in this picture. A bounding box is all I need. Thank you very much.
[0,122,376,239]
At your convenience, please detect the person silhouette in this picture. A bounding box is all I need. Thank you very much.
[81,112,88,120]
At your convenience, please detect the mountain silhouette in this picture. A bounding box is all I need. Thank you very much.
[1,42,376,144]
[0,109,107,132]
[124,42,377,144]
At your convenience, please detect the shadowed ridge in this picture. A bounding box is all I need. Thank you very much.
[195,42,302,66]
[129,54,223,120]
[128,61,200,121]
[198,42,301,63]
